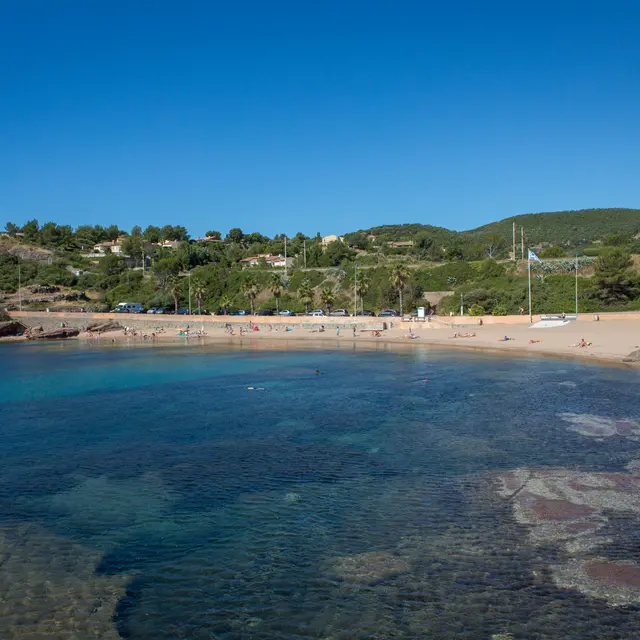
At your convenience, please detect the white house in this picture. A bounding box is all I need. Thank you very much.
[321,234,343,247]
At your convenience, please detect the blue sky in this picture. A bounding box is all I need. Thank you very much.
[1,1,639,237]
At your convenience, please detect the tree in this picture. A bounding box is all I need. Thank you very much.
[4,222,20,236]
[540,246,566,258]
[205,230,222,240]
[143,225,161,244]
[192,278,207,314]
[269,273,285,314]
[320,286,335,313]
[483,234,506,259]
[298,278,314,313]
[219,294,232,315]
[21,219,40,241]
[166,277,183,313]
[355,273,371,313]
[389,263,410,315]
[226,228,244,244]
[242,275,260,314]
[591,247,634,305]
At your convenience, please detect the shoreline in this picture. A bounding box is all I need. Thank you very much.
[3,327,638,369]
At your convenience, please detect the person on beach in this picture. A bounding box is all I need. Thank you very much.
[352,326,356,337]
[336,327,340,336]
[499,336,513,341]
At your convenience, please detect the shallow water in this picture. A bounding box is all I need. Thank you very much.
[0,342,639,638]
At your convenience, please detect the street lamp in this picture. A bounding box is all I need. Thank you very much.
[460,293,464,316]
[353,264,358,318]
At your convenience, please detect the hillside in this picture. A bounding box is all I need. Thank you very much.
[465,208,640,246]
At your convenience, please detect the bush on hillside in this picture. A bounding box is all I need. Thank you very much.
[468,304,485,316]
[491,304,509,316]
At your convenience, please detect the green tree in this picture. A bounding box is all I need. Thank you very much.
[268,273,285,314]
[320,286,335,313]
[355,272,371,313]
[591,247,634,305]
[226,228,244,244]
[205,230,222,239]
[192,278,207,314]
[219,294,232,315]
[388,263,410,315]
[540,246,566,258]
[166,276,183,313]
[298,278,314,313]
[242,275,260,314]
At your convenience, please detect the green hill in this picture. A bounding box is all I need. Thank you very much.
[465,208,640,246]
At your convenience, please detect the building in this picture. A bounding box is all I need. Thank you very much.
[194,236,223,243]
[91,236,127,256]
[239,254,293,268]
[386,240,414,248]
[321,234,343,247]
[153,240,181,250]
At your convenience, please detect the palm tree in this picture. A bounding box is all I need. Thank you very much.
[298,279,314,314]
[355,273,371,314]
[269,273,285,314]
[320,286,335,314]
[389,264,410,316]
[166,276,183,313]
[241,275,260,315]
[192,278,206,315]
[219,294,232,315]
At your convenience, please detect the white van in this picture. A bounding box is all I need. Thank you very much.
[114,302,144,314]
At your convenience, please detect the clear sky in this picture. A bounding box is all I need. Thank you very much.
[1,0,639,238]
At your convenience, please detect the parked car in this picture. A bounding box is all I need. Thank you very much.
[256,309,274,316]
[279,310,296,316]
[147,307,166,314]
[113,302,145,313]
[176,308,191,315]
[311,309,325,317]
[191,309,209,315]
[356,310,376,316]
[228,309,250,316]
[378,309,400,317]
[329,309,350,317]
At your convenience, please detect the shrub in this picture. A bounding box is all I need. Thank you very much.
[468,304,485,316]
[491,304,509,316]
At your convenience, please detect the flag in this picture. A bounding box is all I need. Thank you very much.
[528,249,541,263]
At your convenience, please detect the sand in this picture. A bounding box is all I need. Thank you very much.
[75,318,640,366]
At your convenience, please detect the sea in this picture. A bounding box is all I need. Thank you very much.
[0,341,638,639]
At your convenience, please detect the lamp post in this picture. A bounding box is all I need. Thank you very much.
[460,293,463,316]
[353,264,358,318]
[575,253,579,317]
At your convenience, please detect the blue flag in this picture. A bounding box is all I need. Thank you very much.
[528,249,541,263]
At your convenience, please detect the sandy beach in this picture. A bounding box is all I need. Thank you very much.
[73,318,640,366]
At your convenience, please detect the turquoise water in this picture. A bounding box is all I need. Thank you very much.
[0,342,639,638]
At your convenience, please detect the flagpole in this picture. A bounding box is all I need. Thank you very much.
[527,256,532,323]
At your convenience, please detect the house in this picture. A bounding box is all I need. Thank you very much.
[91,235,127,256]
[153,240,181,250]
[239,254,293,268]
[321,234,343,247]
[194,236,223,243]
[386,240,414,248]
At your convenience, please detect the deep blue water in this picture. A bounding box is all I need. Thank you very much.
[0,341,639,639]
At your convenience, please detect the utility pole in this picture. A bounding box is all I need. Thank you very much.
[284,235,287,278]
[512,222,516,261]
[575,254,579,317]
[303,239,307,269]
[521,227,524,260]
[353,264,358,318]
[460,293,464,316]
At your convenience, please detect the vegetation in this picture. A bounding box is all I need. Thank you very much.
[2,207,640,316]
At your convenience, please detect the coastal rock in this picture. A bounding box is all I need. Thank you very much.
[26,327,80,340]
[0,320,26,337]
[327,551,410,584]
[622,349,640,363]
[86,320,123,333]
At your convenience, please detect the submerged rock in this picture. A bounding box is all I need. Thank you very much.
[552,558,640,607]
[622,349,640,363]
[327,551,410,584]
[26,327,80,340]
[558,412,640,439]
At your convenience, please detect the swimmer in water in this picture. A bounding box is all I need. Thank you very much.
[315,369,320,375]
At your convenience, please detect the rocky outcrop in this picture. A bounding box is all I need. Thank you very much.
[326,551,410,584]
[85,320,123,333]
[25,327,79,340]
[0,321,26,337]
[622,349,640,363]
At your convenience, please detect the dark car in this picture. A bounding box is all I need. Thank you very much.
[191,309,209,315]
[176,308,191,315]
[228,309,249,316]
[256,309,274,316]
[378,309,399,317]
[356,310,376,316]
